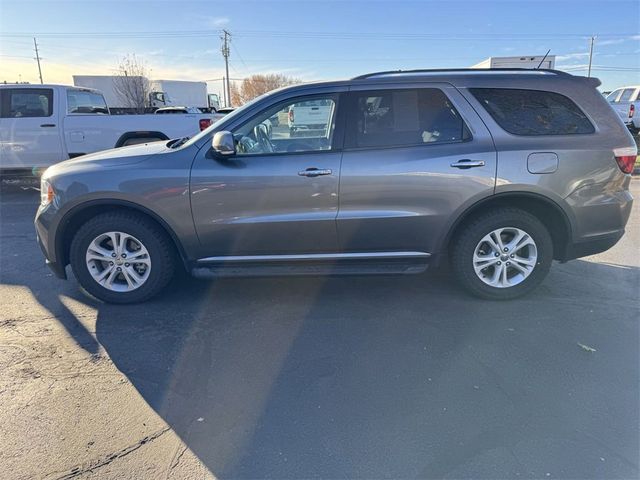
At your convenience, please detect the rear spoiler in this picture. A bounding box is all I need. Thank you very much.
[574,76,602,89]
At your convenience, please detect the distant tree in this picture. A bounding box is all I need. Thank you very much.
[113,55,151,113]
[230,74,300,106]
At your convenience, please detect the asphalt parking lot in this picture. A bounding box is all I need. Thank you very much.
[0,181,638,479]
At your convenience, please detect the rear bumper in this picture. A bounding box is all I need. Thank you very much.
[561,230,625,261]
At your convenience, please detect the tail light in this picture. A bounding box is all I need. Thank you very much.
[613,146,637,174]
[629,104,635,119]
[199,119,212,131]
[288,109,294,122]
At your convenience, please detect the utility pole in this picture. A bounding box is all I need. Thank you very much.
[33,37,43,84]
[221,30,231,107]
[587,36,595,78]
[221,76,227,107]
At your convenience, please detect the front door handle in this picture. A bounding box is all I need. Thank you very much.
[298,168,332,177]
[450,159,485,169]
[40,124,56,128]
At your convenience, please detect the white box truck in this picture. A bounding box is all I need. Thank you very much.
[471,55,556,70]
[73,76,220,114]
[149,79,219,112]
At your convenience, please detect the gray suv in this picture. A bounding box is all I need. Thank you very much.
[35,69,636,303]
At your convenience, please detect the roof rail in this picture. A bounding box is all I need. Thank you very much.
[352,68,573,80]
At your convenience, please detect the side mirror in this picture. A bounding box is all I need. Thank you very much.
[212,131,235,156]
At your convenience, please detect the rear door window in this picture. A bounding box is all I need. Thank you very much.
[606,89,623,103]
[619,88,636,103]
[66,89,109,114]
[345,88,470,149]
[470,88,595,136]
[6,88,53,118]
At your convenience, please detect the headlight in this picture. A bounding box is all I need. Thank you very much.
[40,178,54,206]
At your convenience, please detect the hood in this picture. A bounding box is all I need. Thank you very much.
[45,140,170,177]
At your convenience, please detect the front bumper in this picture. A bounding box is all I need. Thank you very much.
[35,204,67,280]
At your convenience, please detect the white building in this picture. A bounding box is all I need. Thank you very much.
[471,55,556,70]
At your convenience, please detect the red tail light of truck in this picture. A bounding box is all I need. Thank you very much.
[199,119,212,131]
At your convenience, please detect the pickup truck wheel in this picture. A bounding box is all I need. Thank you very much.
[70,212,175,303]
[450,208,553,300]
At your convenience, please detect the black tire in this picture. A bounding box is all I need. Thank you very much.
[450,208,553,300]
[70,212,176,304]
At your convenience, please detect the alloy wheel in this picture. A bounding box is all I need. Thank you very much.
[85,231,151,292]
[472,227,538,288]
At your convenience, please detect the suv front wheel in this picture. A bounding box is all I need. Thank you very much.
[451,208,553,300]
[69,212,175,303]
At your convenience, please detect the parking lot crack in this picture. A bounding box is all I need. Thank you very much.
[47,426,171,479]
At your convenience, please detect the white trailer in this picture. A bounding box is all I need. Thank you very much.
[73,76,220,113]
[471,55,556,70]
[72,75,130,110]
[149,79,218,110]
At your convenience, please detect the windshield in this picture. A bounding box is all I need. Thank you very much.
[179,91,274,149]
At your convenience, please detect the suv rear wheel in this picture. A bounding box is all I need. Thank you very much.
[70,212,175,303]
[451,208,553,300]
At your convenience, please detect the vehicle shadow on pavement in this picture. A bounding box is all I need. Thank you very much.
[1,188,638,478]
[91,260,638,479]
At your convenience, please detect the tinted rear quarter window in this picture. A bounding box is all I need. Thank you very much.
[471,88,594,136]
[346,88,471,149]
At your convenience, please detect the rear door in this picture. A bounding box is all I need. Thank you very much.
[336,83,497,256]
[0,87,64,169]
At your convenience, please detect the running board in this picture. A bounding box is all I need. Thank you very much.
[191,251,430,278]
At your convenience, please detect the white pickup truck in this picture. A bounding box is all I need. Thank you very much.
[606,85,639,135]
[0,84,221,175]
[287,99,334,137]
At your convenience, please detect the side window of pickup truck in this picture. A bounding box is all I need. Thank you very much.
[67,89,109,114]
[6,89,53,118]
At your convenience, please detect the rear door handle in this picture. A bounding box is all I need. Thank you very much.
[298,168,332,177]
[40,124,56,128]
[450,159,485,169]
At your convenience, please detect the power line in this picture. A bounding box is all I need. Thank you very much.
[0,53,34,59]
[1,29,638,39]
[231,42,251,76]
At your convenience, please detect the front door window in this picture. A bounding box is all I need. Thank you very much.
[233,95,338,155]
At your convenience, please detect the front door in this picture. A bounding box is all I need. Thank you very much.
[337,84,497,256]
[190,92,343,258]
[0,88,64,170]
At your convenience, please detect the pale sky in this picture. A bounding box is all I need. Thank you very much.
[1,0,639,95]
